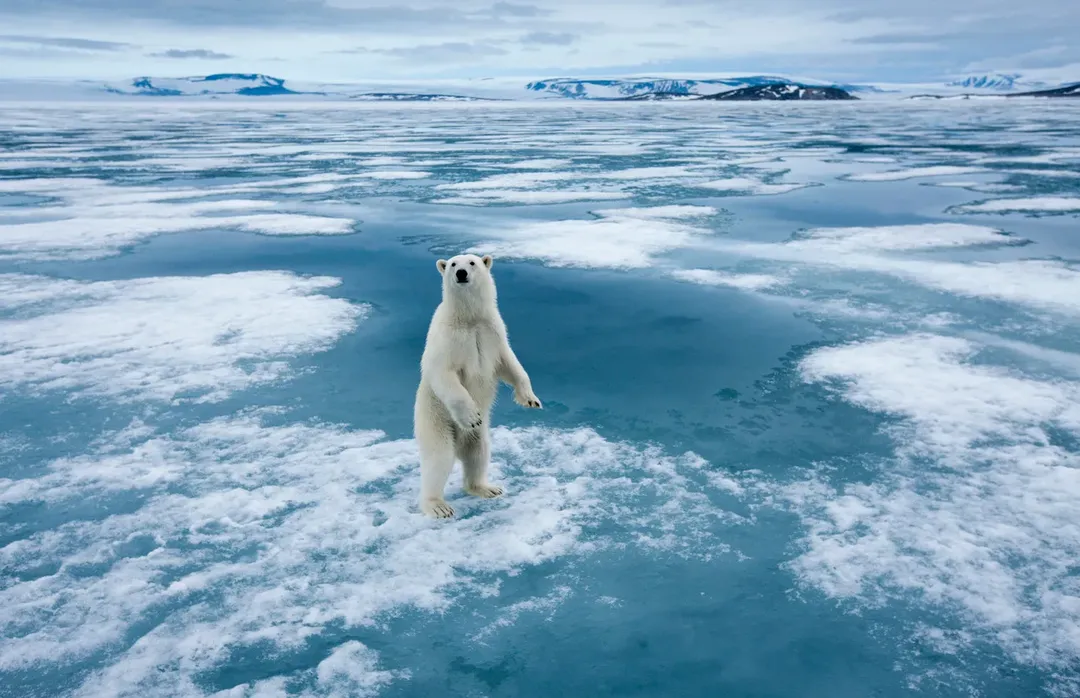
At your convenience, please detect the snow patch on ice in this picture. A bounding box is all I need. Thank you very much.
[0,271,364,403]
[786,333,1080,674]
[846,166,986,182]
[0,413,740,696]
[470,205,719,269]
[952,197,1080,215]
[698,177,814,196]
[0,178,357,260]
[670,269,784,290]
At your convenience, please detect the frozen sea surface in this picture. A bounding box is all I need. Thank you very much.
[2,101,1080,697]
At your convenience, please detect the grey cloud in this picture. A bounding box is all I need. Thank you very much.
[374,41,509,63]
[1003,46,1077,70]
[849,31,955,45]
[488,2,550,17]
[661,0,1078,79]
[966,45,1080,73]
[150,48,233,59]
[822,0,1076,43]
[0,46,75,58]
[0,34,133,51]
[0,0,550,30]
[521,31,577,46]
[659,0,1075,33]
[4,0,1078,82]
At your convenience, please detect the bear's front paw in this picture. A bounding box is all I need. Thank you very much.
[453,404,484,430]
[513,388,542,409]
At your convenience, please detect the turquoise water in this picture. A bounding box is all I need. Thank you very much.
[1,102,1079,697]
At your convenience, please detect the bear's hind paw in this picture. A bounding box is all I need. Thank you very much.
[466,484,504,499]
[420,499,455,518]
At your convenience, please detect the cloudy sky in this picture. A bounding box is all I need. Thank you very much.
[0,0,1076,84]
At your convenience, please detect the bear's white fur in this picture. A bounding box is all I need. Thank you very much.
[414,253,542,518]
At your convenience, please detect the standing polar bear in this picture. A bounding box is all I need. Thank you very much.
[414,253,542,518]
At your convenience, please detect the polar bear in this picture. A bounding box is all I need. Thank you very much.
[414,253,542,518]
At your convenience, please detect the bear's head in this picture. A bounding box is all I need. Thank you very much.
[436,253,496,310]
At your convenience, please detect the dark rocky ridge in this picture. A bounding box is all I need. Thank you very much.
[616,83,858,101]
[1008,83,1080,97]
[698,84,857,101]
[908,82,1080,100]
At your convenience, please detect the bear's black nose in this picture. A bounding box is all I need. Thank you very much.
[455,268,468,282]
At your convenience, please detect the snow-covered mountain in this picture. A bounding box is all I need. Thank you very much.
[96,74,499,100]
[699,84,857,101]
[526,76,783,99]
[945,73,1054,92]
[10,72,1077,103]
[347,92,495,102]
[104,73,304,96]
[6,73,875,101]
[948,73,1022,90]
[525,76,876,100]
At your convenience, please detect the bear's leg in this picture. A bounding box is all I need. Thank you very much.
[418,435,456,519]
[459,427,503,498]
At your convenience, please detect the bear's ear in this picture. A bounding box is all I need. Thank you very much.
[436,259,447,274]
[482,254,493,269]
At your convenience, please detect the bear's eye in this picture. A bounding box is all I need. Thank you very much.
[469,261,475,266]
[450,262,456,267]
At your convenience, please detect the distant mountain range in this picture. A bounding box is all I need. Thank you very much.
[908,82,1080,100]
[104,74,299,97]
[101,74,496,100]
[1,72,1077,102]
[945,72,1055,91]
[344,92,496,102]
[97,73,866,101]
[524,76,877,99]
[619,83,858,101]
[699,84,857,101]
